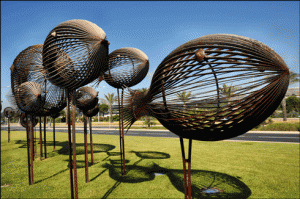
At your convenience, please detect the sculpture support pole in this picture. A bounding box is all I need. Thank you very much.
[44,116,47,159]
[29,115,34,184]
[66,90,74,199]
[8,117,10,143]
[84,116,89,183]
[118,88,126,175]
[72,90,79,199]
[121,88,125,175]
[89,117,94,165]
[25,115,32,185]
[180,137,192,199]
[53,117,55,152]
[34,126,36,160]
[39,116,43,159]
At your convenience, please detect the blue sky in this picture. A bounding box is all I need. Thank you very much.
[1,1,299,110]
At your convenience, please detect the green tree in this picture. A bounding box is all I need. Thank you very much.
[103,93,117,123]
[99,103,109,117]
[282,71,300,121]
[286,95,300,113]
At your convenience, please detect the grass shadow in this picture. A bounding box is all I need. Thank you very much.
[130,151,171,159]
[57,142,115,155]
[166,167,252,198]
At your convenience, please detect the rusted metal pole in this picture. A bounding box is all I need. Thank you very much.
[25,115,32,185]
[121,89,125,175]
[89,117,94,165]
[33,126,36,160]
[39,116,43,160]
[118,88,126,175]
[8,118,10,143]
[72,90,78,199]
[53,117,55,152]
[44,116,47,159]
[29,115,34,184]
[84,116,89,183]
[67,90,74,199]
[180,137,192,199]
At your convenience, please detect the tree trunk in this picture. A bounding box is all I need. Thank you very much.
[282,98,287,121]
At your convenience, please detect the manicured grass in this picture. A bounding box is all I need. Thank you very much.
[1,131,299,198]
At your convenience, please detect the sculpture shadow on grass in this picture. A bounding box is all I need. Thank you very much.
[101,151,171,198]
[101,162,251,199]
[15,140,116,157]
[166,167,252,198]
[57,141,115,155]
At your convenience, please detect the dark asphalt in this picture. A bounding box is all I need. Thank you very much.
[1,126,299,143]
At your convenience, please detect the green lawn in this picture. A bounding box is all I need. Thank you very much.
[1,131,299,198]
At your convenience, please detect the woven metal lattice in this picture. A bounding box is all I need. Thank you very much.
[83,103,99,117]
[122,34,289,141]
[104,47,149,88]
[74,87,98,111]
[14,82,45,113]
[20,113,38,128]
[43,19,109,91]
[4,107,15,118]
[10,44,67,116]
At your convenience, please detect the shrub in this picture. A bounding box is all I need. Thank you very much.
[257,123,300,131]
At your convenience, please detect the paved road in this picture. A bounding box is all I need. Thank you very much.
[1,125,299,144]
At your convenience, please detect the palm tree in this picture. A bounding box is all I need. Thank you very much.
[176,91,192,111]
[219,84,238,105]
[103,93,116,123]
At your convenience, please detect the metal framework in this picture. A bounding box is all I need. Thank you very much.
[121,34,289,198]
[83,103,99,168]
[74,86,99,183]
[103,47,149,175]
[4,107,15,143]
[104,47,149,88]
[42,19,109,199]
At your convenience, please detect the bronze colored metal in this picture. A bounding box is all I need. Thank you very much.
[25,115,32,185]
[71,96,78,199]
[74,87,99,182]
[4,107,14,143]
[180,137,192,199]
[104,47,149,89]
[82,103,99,166]
[39,116,43,159]
[43,19,109,91]
[74,87,99,111]
[89,118,94,165]
[103,47,149,175]
[66,91,75,199]
[20,113,38,128]
[83,116,89,183]
[121,34,289,199]
[10,44,67,117]
[43,20,109,199]
[123,34,289,141]
[44,116,47,159]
